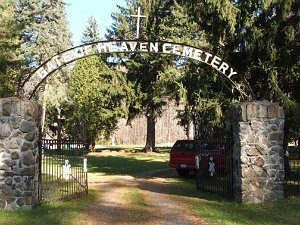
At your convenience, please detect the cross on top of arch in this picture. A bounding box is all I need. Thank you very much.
[18,7,253,101]
[131,6,146,39]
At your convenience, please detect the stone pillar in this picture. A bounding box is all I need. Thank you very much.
[228,101,285,204]
[0,97,42,210]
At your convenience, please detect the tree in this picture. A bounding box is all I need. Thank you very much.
[15,0,73,134]
[185,0,300,144]
[81,16,101,44]
[242,0,300,145]
[159,1,235,139]
[16,0,72,69]
[108,0,207,151]
[0,0,22,97]
[176,63,235,140]
[67,56,132,149]
[15,0,72,99]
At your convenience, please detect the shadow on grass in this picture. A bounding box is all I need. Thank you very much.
[138,169,300,225]
[87,152,226,202]
[138,169,229,201]
[86,151,300,225]
[196,195,300,225]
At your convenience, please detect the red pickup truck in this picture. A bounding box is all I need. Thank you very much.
[169,139,228,177]
[169,140,198,176]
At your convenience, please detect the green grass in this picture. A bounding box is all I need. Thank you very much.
[2,148,300,225]
[0,190,98,225]
[126,188,147,210]
[166,175,300,225]
[87,147,300,225]
[125,188,149,222]
[87,151,170,175]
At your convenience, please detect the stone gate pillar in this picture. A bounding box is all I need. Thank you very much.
[0,97,42,210]
[228,101,285,204]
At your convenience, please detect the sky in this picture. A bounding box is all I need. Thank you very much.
[65,0,125,46]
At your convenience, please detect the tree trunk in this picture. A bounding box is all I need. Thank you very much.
[187,120,194,140]
[144,112,156,152]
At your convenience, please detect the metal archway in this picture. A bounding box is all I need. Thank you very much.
[18,40,253,100]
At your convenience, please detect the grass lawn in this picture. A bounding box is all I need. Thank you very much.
[87,150,170,174]
[1,147,300,225]
[166,175,300,225]
[0,148,169,225]
[0,190,98,225]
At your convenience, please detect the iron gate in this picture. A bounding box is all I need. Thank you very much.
[195,138,233,197]
[284,147,300,196]
[39,139,88,202]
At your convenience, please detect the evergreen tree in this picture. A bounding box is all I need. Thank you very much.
[15,0,73,134]
[176,62,235,139]
[63,17,133,149]
[0,0,22,97]
[108,0,207,151]
[67,56,132,149]
[161,1,233,138]
[81,16,101,44]
[16,0,72,68]
[16,0,72,113]
[243,0,300,145]
[185,0,300,144]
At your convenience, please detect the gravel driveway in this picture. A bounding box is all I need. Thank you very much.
[79,169,207,225]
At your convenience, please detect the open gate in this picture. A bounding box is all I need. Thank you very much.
[39,139,88,202]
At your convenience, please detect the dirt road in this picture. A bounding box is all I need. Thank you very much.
[80,169,207,225]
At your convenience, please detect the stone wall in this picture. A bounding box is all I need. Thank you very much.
[0,97,287,208]
[228,101,285,203]
[0,97,42,210]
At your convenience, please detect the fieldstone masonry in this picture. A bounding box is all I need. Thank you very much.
[0,97,42,210]
[0,98,287,208]
[228,101,285,204]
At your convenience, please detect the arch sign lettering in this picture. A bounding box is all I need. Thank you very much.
[18,40,252,100]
